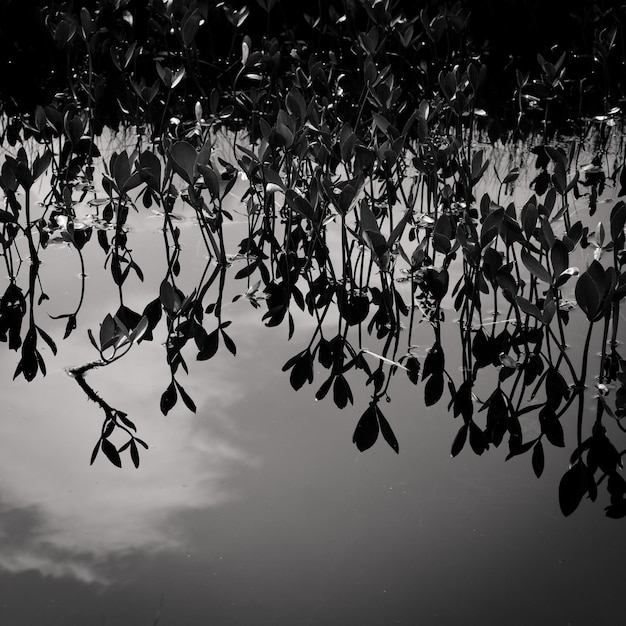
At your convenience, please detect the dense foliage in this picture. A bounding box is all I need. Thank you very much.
[1,0,625,137]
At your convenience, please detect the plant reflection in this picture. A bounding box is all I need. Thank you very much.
[0,1,625,519]
[1,118,624,518]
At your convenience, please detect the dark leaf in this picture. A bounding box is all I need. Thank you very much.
[64,315,77,339]
[405,356,420,384]
[378,409,399,453]
[90,440,101,465]
[288,350,313,391]
[175,382,197,413]
[559,462,589,516]
[36,326,57,355]
[315,375,334,401]
[516,295,543,321]
[160,279,177,315]
[117,413,137,432]
[170,141,197,184]
[101,438,122,468]
[333,374,353,409]
[521,249,552,284]
[506,437,537,460]
[532,440,545,477]
[610,201,626,243]
[545,368,570,410]
[160,381,177,415]
[451,423,468,457]
[130,440,140,468]
[550,240,569,278]
[97,229,110,253]
[424,374,444,406]
[453,380,474,421]
[197,328,219,360]
[422,342,444,379]
[575,264,603,321]
[352,404,379,452]
[469,421,488,455]
[285,189,315,221]
[221,329,237,356]
[540,406,565,447]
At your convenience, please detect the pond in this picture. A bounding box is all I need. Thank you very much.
[0,126,624,625]
[1,1,626,624]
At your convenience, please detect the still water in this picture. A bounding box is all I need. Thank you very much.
[0,138,624,625]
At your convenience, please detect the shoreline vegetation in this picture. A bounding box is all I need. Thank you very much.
[0,1,625,517]
[1,1,625,138]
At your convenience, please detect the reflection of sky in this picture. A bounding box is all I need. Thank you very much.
[0,143,624,624]
[0,185,258,588]
[0,337,253,586]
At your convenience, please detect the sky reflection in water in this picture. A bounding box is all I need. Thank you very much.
[0,149,624,625]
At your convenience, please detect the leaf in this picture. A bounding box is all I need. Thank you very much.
[575,264,604,321]
[610,200,626,243]
[288,351,313,391]
[378,410,399,453]
[101,438,122,468]
[130,440,140,468]
[160,381,177,415]
[352,404,379,452]
[315,375,334,401]
[170,66,186,89]
[64,315,77,339]
[516,295,543,321]
[388,209,413,249]
[359,198,380,235]
[175,381,197,413]
[36,325,57,355]
[405,356,420,384]
[182,9,202,46]
[333,374,353,409]
[160,279,177,315]
[451,423,468,457]
[99,313,117,351]
[90,440,101,465]
[453,381,474,421]
[559,462,589,516]
[469,421,488,455]
[0,209,17,223]
[285,189,315,221]
[550,240,569,277]
[424,374,444,406]
[506,438,537,460]
[128,315,149,344]
[521,201,538,238]
[540,216,556,250]
[197,163,220,198]
[532,440,545,477]
[117,413,137,432]
[197,328,219,360]
[364,229,389,266]
[540,406,565,447]
[169,141,197,184]
[521,249,552,284]
[221,329,237,356]
[502,168,519,184]
[554,267,579,288]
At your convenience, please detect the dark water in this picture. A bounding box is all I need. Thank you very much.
[0,140,624,625]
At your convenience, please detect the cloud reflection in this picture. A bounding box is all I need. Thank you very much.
[0,342,253,585]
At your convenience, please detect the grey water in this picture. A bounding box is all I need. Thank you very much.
[0,136,624,626]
